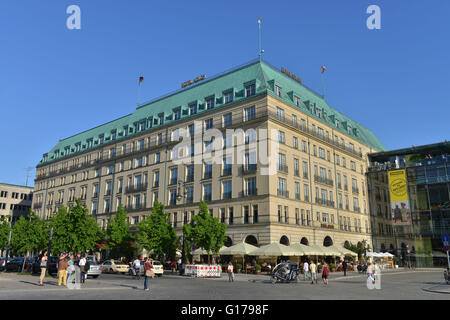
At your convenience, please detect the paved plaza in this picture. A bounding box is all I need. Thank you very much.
[0,269,449,300]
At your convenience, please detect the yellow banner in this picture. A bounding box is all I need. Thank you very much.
[388,169,408,202]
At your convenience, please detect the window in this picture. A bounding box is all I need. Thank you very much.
[204,163,212,179]
[158,114,164,125]
[278,205,282,223]
[244,106,255,121]
[302,140,307,152]
[220,208,226,223]
[245,84,255,97]
[294,158,299,176]
[293,137,298,149]
[245,177,257,196]
[295,182,300,200]
[294,96,300,107]
[104,199,111,213]
[155,152,161,163]
[278,178,287,197]
[278,131,285,144]
[253,205,258,223]
[92,201,98,215]
[275,85,282,97]
[223,113,232,127]
[224,91,233,104]
[292,114,297,127]
[244,206,249,224]
[351,161,356,171]
[157,133,163,145]
[170,168,178,185]
[206,98,214,110]
[205,118,213,130]
[222,181,232,199]
[189,104,197,115]
[153,171,160,187]
[203,184,212,201]
[318,147,325,159]
[276,107,284,121]
[169,189,177,205]
[278,153,286,172]
[303,161,308,179]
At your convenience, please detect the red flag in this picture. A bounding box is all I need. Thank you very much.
[321,65,326,74]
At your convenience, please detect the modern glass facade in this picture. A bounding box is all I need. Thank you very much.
[367,141,450,267]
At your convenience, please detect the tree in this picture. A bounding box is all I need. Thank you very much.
[105,205,135,259]
[136,200,177,261]
[184,200,227,264]
[0,216,11,253]
[344,241,364,260]
[50,199,103,254]
[11,212,49,258]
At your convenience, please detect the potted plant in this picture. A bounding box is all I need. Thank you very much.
[330,264,336,272]
[255,264,262,274]
[236,263,242,273]
[318,264,323,273]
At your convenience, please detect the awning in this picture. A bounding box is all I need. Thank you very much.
[251,242,302,257]
[219,242,258,256]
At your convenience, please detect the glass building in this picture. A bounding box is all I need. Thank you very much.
[367,141,450,267]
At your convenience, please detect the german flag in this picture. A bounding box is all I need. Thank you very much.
[139,76,144,84]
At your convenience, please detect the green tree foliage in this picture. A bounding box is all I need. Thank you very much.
[105,205,135,259]
[50,199,103,254]
[0,216,11,250]
[11,212,49,255]
[136,200,177,261]
[344,241,364,260]
[184,200,227,263]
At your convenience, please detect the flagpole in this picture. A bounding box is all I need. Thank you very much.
[258,17,262,60]
[137,79,141,107]
[321,72,325,99]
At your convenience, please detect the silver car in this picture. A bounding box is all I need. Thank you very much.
[86,255,102,278]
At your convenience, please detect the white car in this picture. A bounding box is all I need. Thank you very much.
[132,260,164,277]
[101,260,130,274]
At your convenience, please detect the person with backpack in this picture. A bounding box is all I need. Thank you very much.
[79,255,87,283]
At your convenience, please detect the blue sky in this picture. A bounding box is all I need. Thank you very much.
[1,1,449,186]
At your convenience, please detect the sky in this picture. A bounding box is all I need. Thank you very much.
[0,1,449,187]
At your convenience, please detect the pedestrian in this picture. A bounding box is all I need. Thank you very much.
[310,260,317,284]
[342,259,348,276]
[303,260,309,281]
[143,257,153,291]
[58,252,69,287]
[79,254,86,283]
[367,262,374,284]
[373,261,380,284]
[67,254,75,282]
[133,256,141,278]
[227,262,234,282]
[321,262,329,285]
[38,250,48,286]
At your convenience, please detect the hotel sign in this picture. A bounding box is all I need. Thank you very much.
[281,67,302,84]
[181,74,206,88]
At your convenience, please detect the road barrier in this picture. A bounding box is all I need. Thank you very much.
[185,264,220,277]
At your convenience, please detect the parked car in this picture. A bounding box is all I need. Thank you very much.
[85,255,102,278]
[5,257,33,272]
[0,258,12,272]
[129,260,164,277]
[101,260,130,274]
[31,256,59,275]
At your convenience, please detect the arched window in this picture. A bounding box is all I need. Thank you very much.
[224,236,232,247]
[280,236,289,246]
[344,241,350,248]
[381,243,386,252]
[323,236,333,247]
[300,237,309,245]
[245,235,258,246]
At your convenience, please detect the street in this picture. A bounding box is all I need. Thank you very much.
[0,269,448,300]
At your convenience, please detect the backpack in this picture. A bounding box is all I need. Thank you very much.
[84,260,90,271]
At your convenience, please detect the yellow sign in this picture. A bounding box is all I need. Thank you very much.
[181,74,206,88]
[388,169,408,202]
[281,67,302,84]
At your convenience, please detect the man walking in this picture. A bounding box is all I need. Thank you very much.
[79,255,86,284]
[58,252,69,287]
[342,259,348,276]
[227,262,234,282]
[303,261,309,281]
[310,260,317,284]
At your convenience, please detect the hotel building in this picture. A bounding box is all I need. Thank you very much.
[0,182,33,223]
[33,59,385,250]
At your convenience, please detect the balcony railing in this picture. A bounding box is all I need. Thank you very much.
[315,198,335,207]
[125,183,148,194]
[278,165,288,173]
[169,179,178,186]
[239,188,258,197]
[277,189,289,198]
[294,169,300,177]
[203,194,212,202]
[242,164,257,175]
[352,187,359,194]
[314,175,334,187]
[222,192,232,200]
[203,172,212,179]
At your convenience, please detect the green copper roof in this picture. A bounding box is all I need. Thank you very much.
[38,58,385,166]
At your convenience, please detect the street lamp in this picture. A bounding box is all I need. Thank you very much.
[176,179,187,275]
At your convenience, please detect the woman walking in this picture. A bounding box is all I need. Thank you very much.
[321,262,329,285]
[38,250,48,286]
[67,254,74,283]
[143,257,153,291]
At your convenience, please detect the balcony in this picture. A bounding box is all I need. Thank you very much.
[242,164,257,175]
[352,187,359,194]
[124,206,143,213]
[278,165,288,173]
[125,183,148,194]
[314,175,334,187]
[277,189,289,198]
[203,172,212,180]
[222,167,232,177]
[222,192,232,200]
[239,188,258,197]
[337,183,342,189]
[315,198,335,208]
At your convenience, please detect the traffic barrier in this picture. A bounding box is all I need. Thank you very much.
[184,264,220,277]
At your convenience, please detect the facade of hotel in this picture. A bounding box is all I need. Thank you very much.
[0,182,33,223]
[33,59,385,251]
[367,141,450,267]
